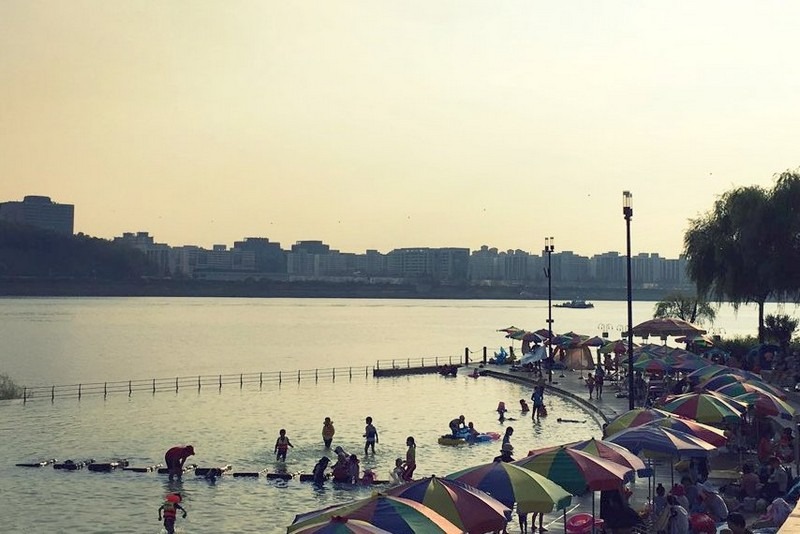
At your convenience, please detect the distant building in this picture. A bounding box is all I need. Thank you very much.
[113,232,171,276]
[387,247,470,281]
[0,195,74,234]
[232,237,285,273]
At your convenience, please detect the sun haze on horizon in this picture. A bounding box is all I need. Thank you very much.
[1,1,798,257]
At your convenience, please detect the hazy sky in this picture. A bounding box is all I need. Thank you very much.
[2,1,798,256]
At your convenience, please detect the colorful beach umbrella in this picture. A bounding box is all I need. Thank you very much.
[696,373,745,392]
[661,393,744,425]
[607,426,716,458]
[526,440,650,479]
[736,391,796,420]
[513,446,633,495]
[633,358,669,373]
[686,364,730,384]
[446,460,572,514]
[287,495,461,534]
[386,476,510,534]
[291,517,392,534]
[716,378,788,400]
[646,417,728,447]
[671,356,713,372]
[605,408,669,437]
[571,438,650,477]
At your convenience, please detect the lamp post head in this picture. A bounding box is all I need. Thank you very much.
[544,236,555,252]
[623,191,633,219]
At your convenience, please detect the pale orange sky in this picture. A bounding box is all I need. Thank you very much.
[2,1,798,256]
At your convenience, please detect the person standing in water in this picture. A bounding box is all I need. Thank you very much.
[274,429,294,462]
[403,436,416,481]
[322,417,335,449]
[158,493,187,534]
[164,445,194,482]
[364,416,378,455]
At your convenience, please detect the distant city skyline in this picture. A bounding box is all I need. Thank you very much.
[3,3,799,257]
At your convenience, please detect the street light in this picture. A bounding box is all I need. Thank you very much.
[623,191,634,410]
[545,237,555,383]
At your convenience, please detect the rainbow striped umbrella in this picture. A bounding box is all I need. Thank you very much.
[633,358,669,373]
[570,438,650,477]
[386,476,510,533]
[291,518,392,534]
[527,438,650,478]
[446,460,572,514]
[715,381,780,399]
[715,378,787,400]
[288,495,461,534]
[513,446,633,495]
[661,393,744,425]
[686,364,730,384]
[646,417,728,447]
[605,408,669,437]
[670,356,713,371]
[736,391,796,420]
[697,374,745,392]
[607,426,716,458]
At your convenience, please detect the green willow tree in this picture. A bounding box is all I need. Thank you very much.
[685,186,774,342]
[653,292,716,325]
[684,172,800,342]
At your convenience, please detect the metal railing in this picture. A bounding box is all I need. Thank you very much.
[20,366,372,404]
[374,355,461,370]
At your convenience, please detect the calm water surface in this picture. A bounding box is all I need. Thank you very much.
[0,298,796,533]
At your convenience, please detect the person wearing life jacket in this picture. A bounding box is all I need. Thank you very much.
[158,493,187,534]
[164,445,194,482]
[274,429,294,462]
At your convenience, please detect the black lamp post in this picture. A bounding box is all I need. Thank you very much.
[623,191,634,410]
[545,237,555,383]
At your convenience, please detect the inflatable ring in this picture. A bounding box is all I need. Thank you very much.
[565,513,595,534]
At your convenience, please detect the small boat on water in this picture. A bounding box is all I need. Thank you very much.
[554,299,594,309]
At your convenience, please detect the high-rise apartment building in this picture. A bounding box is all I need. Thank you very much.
[0,195,74,234]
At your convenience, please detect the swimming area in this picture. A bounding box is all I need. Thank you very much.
[0,297,793,532]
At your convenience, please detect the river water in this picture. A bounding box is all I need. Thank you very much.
[0,297,795,533]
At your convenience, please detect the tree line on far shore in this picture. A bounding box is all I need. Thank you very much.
[0,222,155,280]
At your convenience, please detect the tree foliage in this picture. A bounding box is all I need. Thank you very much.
[684,171,800,341]
[653,292,716,325]
[763,313,799,359]
[0,222,155,280]
[0,373,23,400]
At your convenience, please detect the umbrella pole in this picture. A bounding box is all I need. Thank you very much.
[563,508,567,534]
[670,456,674,488]
[591,492,596,534]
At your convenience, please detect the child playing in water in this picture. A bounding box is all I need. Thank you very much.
[322,417,335,449]
[364,416,379,454]
[519,399,530,413]
[158,493,187,534]
[403,436,417,481]
[347,454,360,484]
[312,456,330,484]
[274,429,294,462]
[391,457,405,484]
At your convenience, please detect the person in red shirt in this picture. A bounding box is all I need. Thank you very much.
[164,445,194,481]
